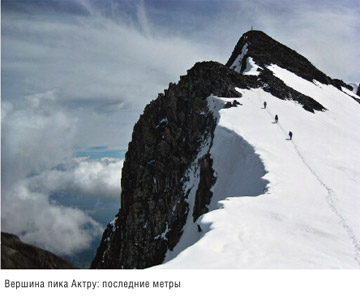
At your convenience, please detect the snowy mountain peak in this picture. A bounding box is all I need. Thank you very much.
[227,30,350,91]
[226,30,360,109]
[92,31,360,269]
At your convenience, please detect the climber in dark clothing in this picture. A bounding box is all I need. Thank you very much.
[275,115,278,123]
[263,101,267,109]
[289,131,293,140]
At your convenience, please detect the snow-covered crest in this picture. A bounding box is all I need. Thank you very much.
[93,30,360,270]
[229,43,248,73]
[158,65,360,269]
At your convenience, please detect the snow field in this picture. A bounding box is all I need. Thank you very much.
[157,63,360,268]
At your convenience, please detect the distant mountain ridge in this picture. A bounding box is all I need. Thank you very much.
[1,232,76,269]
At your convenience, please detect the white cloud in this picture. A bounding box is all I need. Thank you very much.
[2,2,219,109]
[2,181,103,255]
[1,90,111,255]
[2,90,77,189]
[1,157,123,256]
[136,1,152,37]
[2,144,122,256]
[2,156,123,255]
[30,157,123,200]
[2,0,222,151]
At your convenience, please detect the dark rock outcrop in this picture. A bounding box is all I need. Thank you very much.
[1,232,76,269]
[332,79,354,91]
[192,153,216,221]
[223,100,242,109]
[91,62,249,269]
[259,68,326,112]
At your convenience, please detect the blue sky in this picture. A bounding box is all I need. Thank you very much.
[74,146,127,159]
[2,0,360,262]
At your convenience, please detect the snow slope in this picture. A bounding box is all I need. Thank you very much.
[157,64,360,268]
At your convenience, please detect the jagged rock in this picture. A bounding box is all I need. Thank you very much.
[193,153,216,221]
[223,102,233,109]
[91,62,248,269]
[1,232,76,269]
[332,78,354,91]
[224,100,242,109]
[259,68,325,112]
[233,100,241,106]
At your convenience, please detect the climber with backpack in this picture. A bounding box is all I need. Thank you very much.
[289,131,293,140]
[275,115,278,123]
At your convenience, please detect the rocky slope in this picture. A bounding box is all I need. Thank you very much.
[91,30,356,269]
[91,62,252,269]
[1,232,76,269]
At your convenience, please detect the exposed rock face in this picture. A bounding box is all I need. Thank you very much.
[192,153,216,222]
[259,67,325,112]
[92,30,354,269]
[91,62,249,269]
[1,232,76,269]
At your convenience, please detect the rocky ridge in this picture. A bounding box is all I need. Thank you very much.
[227,30,350,89]
[1,232,76,269]
[91,62,250,268]
[91,30,356,269]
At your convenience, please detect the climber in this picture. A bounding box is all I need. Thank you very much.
[263,101,267,109]
[289,131,293,140]
[275,114,278,123]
